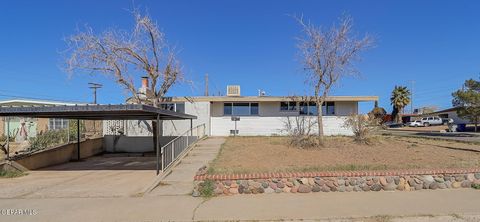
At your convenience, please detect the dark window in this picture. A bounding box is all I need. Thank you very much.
[160,103,185,113]
[299,102,309,115]
[299,101,335,116]
[324,102,335,115]
[224,103,259,116]
[289,102,297,111]
[224,103,232,115]
[280,102,297,111]
[233,103,250,116]
[250,103,259,115]
[175,103,185,113]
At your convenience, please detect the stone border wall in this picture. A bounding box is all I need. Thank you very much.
[193,168,480,196]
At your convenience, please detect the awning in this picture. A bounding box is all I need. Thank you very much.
[0,104,196,120]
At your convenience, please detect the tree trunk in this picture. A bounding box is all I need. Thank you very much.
[316,99,324,145]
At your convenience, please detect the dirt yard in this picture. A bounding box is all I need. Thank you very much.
[208,136,480,174]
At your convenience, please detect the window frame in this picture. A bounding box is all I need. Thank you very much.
[49,118,68,131]
[223,102,259,116]
[280,101,297,112]
[299,101,335,116]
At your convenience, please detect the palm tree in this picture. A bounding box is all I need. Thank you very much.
[390,86,411,123]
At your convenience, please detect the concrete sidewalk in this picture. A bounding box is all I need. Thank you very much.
[147,137,225,196]
[1,189,480,221]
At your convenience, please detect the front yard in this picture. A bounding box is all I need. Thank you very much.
[208,136,480,174]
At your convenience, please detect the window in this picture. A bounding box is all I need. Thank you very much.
[280,102,297,111]
[299,102,317,115]
[323,102,335,115]
[224,103,232,115]
[223,103,259,116]
[160,103,185,113]
[299,102,335,116]
[250,103,259,115]
[49,118,68,130]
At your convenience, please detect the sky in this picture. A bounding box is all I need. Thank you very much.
[0,0,479,113]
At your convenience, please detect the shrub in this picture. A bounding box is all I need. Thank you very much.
[198,179,216,197]
[283,116,319,148]
[28,129,69,151]
[343,114,381,144]
[472,183,480,189]
[0,169,26,178]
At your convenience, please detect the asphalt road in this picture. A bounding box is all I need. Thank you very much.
[382,130,480,143]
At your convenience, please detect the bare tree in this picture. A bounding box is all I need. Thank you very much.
[64,9,182,107]
[295,15,374,145]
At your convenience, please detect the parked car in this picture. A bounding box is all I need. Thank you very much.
[408,120,423,127]
[420,116,443,127]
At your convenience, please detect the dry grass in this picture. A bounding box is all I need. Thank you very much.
[208,136,480,174]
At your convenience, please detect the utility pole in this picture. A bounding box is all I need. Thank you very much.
[88,82,103,104]
[410,80,415,114]
[204,73,209,96]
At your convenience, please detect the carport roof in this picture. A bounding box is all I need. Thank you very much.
[0,104,196,120]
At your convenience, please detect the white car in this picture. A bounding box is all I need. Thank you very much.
[420,116,443,127]
[408,120,423,127]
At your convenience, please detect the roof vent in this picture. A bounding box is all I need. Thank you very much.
[227,85,241,96]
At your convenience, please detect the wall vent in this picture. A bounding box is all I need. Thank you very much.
[227,85,241,96]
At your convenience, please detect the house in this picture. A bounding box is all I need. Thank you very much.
[430,107,470,124]
[0,99,87,141]
[159,85,378,136]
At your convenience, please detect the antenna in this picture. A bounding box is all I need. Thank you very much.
[88,82,103,104]
[205,73,209,96]
[410,80,415,114]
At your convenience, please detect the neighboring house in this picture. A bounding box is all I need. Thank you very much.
[430,107,470,124]
[0,99,83,141]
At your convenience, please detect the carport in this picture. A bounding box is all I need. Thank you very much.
[0,104,197,175]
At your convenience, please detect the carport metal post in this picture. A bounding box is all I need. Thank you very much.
[6,117,10,159]
[156,114,160,175]
[77,119,80,161]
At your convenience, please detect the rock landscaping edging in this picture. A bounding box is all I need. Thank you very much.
[192,168,480,196]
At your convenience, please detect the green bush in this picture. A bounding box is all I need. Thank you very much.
[198,179,216,197]
[472,184,480,189]
[28,120,85,151]
[0,169,26,178]
[28,129,69,151]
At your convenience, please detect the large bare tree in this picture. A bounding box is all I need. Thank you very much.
[64,10,182,107]
[295,15,374,145]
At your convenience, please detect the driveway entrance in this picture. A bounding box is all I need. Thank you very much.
[0,155,158,198]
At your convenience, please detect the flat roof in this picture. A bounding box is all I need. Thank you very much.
[167,95,378,103]
[0,104,196,120]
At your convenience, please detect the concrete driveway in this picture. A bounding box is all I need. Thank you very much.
[0,155,158,198]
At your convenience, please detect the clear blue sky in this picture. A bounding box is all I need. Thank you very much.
[1,0,479,113]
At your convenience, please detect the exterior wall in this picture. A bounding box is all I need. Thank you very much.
[210,116,353,136]
[13,138,103,170]
[209,101,357,136]
[163,101,211,136]
[441,111,470,124]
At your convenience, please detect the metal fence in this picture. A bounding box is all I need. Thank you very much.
[161,123,206,172]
